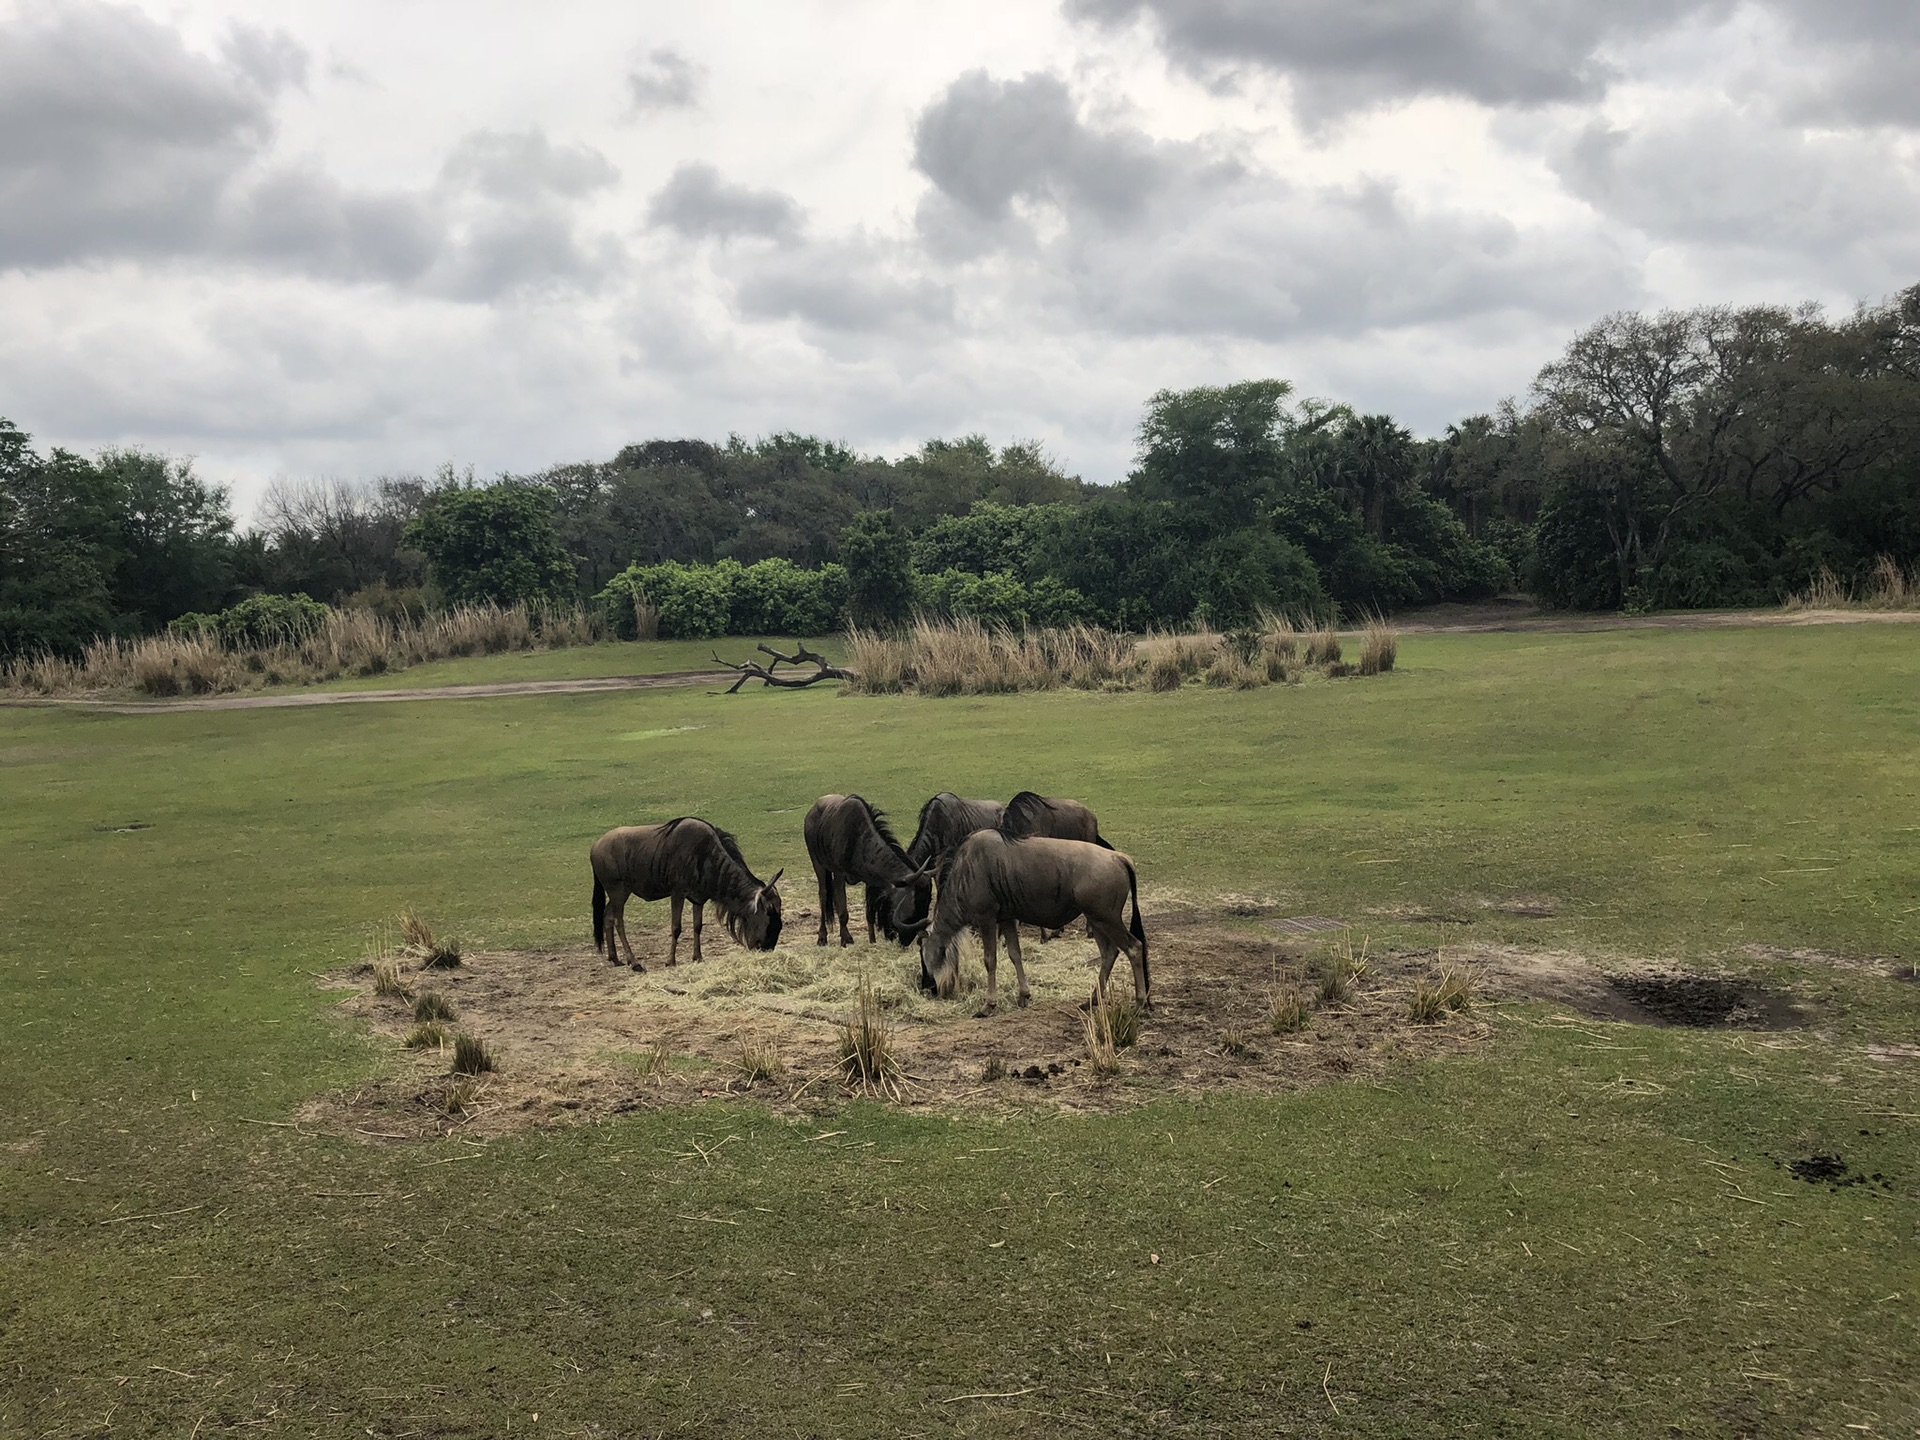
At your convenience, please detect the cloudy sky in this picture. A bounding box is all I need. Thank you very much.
[2,0,1916,511]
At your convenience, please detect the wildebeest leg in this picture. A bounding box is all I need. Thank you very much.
[610,887,642,971]
[691,900,705,963]
[999,920,1031,1007]
[833,877,853,947]
[1090,918,1149,1009]
[813,866,833,946]
[668,894,684,967]
[864,888,876,945]
[980,923,999,1012]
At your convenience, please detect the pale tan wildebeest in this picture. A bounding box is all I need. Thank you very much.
[918,831,1148,1012]
[804,795,933,947]
[591,818,783,971]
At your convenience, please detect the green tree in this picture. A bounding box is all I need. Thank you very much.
[1131,380,1304,530]
[840,510,914,626]
[403,485,576,607]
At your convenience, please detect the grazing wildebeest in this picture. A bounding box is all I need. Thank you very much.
[1000,791,1111,938]
[919,831,1148,1012]
[591,818,783,971]
[804,794,933,947]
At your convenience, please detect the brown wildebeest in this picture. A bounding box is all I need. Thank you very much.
[804,794,933,947]
[1001,790,1111,938]
[919,831,1148,1012]
[591,818,783,971]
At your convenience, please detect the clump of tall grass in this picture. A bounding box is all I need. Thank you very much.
[735,1038,786,1086]
[1104,991,1142,1049]
[413,992,457,1024]
[1784,555,1919,612]
[1358,617,1398,676]
[1268,986,1311,1034]
[401,913,461,969]
[405,1021,451,1049]
[1258,611,1298,680]
[1082,988,1122,1078]
[372,960,412,1001]
[843,626,913,694]
[451,1033,495,1075]
[1220,1024,1253,1057]
[630,1039,672,1083]
[838,980,900,1097]
[2,600,606,698]
[1303,624,1342,666]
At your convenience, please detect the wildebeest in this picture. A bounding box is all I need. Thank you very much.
[919,831,1149,1012]
[903,792,1007,871]
[1000,791,1110,938]
[591,818,783,971]
[804,794,933,947]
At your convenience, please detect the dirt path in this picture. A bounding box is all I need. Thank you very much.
[0,668,738,715]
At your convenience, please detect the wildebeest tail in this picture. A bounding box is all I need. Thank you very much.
[593,876,606,947]
[1094,831,1114,850]
[1124,858,1148,990]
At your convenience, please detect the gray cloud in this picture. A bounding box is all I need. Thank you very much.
[913,70,1178,221]
[647,163,802,239]
[627,47,703,113]
[442,129,620,203]
[1550,107,1920,282]
[1067,0,1727,117]
[0,0,279,265]
[734,239,955,335]
[1759,0,1920,127]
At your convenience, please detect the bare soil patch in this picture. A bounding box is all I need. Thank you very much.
[1604,972,1804,1029]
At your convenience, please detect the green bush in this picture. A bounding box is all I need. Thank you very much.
[595,559,849,639]
[165,594,328,649]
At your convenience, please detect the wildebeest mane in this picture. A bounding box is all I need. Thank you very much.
[663,816,771,944]
[849,795,907,862]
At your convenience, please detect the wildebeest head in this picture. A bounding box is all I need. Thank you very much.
[728,869,784,951]
[916,927,961,998]
[878,865,934,948]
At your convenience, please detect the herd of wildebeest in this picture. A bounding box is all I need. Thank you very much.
[590,792,1150,1014]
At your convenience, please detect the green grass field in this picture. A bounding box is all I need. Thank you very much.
[3,625,1916,1437]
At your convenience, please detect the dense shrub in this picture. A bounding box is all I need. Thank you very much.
[596,559,849,639]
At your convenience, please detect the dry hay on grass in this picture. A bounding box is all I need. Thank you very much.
[302,900,1825,1141]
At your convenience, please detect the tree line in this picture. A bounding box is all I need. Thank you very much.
[4,284,1915,658]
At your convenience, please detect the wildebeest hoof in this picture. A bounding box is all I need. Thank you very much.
[629,961,646,972]
[1017,993,1031,1008]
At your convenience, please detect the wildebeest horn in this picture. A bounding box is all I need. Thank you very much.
[767,868,784,887]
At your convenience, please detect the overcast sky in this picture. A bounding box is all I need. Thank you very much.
[2,0,1916,512]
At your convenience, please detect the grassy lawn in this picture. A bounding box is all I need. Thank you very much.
[2,625,1915,1437]
[309,635,844,693]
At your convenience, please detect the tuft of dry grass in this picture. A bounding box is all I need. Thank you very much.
[632,594,661,641]
[1081,989,1121,1078]
[438,1076,483,1115]
[1220,1024,1253,1057]
[843,625,913,694]
[735,1038,785,1086]
[404,1021,451,1049]
[838,980,900,1097]
[1268,986,1311,1034]
[630,1039,672,1083]
[413,992,457,1023]
[400,912,461,968]
[451,1033,495,1075]
[1358,616,1398,676]
[1325,660,1356,678]
[1303,624,1342,666]
[1407,978,1447,1024]
[1146,647,1187,692]
[1314,958,1352,1009]
[1785,556,1918,612]
[372,960,412,1001]
[980,1055,1007,1082]
[1437,964,1478,1012]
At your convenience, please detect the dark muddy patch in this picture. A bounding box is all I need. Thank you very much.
[1773,1153,1896,1192]
[1606,972,1803,1029]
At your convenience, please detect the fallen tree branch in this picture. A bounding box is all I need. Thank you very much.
[711,644,853,694]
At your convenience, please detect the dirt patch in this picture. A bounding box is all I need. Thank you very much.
[1604,972,1804,1029]
[1774,1153,1897,1193]
[301,909,1609,1141]
[1744,944,1916,982]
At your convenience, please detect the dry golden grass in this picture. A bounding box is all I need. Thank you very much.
[1437,964,1478,1012]
[630,1039,672,1083]
[838,980,900,1097]
[1146,648,1187,692]
[735,1038,785,1086]
[1358,617,1398,676]
[1303,625,1342,665]
[1220,1024,1253,1057]
[1105,991,1142,1049]
[3,601,605,698]
[400,913,461,969]
[371,960,412,1001]
[404,1021,451,1050]
[1081,989,1121,1078]
[1407,977,1447,1024]
[1784,555,1918,612]
[1267,986,1311,1034]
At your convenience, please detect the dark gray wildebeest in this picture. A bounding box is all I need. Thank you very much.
[591,818,783,971]
[919,831,1148,1012]
[804,794,933,947]
[903,792,1007,872]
